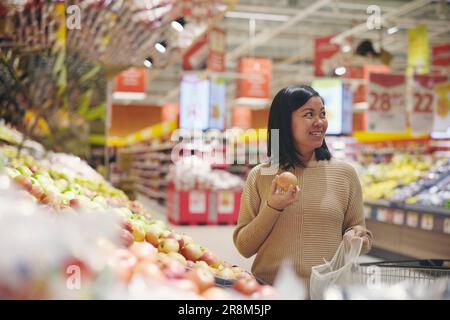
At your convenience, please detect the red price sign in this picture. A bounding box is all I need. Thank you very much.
[369,92,404,112]
[367,73,406,132]
[411,75,448,133]
[413,92,433,113]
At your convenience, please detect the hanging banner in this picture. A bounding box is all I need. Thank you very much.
[367,73,407,132]
[432,43,450,67]
[433,82,450,132]
[209,76,226,130]
[407,25,429,76]
[114,68,146,94]
[314,36,340,76]
[207,27,226,72]
[236,58,272,99]
[411,75,448,134]
[432,43,450,76]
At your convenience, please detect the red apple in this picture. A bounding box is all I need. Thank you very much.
[119,229,134,247]
[200,251,221,268]
[121,219,133,233]
[159,259,185,279]
[14,175,32,192]
[69,198,80,208]
[158,238,180,254]
[133,261,165,282]
[145,225,163,247]
[179,234,194,248]
[180,243,203,261]
[202,287,232,300]
[30,185,45,200]
[185,268,215,293]
[129,242,157,261]
[233,277,261,296]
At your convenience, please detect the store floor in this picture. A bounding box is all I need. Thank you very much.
[138,195,380,272]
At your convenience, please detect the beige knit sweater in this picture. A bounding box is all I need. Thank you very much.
[233,156,373,285]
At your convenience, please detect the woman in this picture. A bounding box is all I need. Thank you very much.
[233,85,373,286]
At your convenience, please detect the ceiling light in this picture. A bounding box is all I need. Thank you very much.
[155,41,167,53]
[144,57,153,68]
[171,17,185,32]
[334,67,347,76]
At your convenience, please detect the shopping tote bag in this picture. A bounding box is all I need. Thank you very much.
[310,237,363,300]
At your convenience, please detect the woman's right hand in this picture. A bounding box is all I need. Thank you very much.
[267,175,300,211]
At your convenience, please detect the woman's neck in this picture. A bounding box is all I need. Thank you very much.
[301,150,314,162]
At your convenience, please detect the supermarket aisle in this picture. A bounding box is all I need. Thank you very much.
[139,195,380,273]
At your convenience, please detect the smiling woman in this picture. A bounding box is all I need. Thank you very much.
[233,85,374,288]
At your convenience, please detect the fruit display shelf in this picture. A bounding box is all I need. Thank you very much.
[0,139,278,300]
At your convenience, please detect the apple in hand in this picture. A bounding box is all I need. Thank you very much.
[180,243,203,261]
[185,268,215,293]
[158,238,180,254]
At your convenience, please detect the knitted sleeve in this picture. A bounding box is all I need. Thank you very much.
[342,164,374,255]
[233,166,282,258]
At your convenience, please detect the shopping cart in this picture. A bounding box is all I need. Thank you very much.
[348,259,450,287]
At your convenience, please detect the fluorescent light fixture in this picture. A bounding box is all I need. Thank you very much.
[387,26,399,34]
[225,11,289,22]
[112,92,147,100]
[155,42,166,53]
[171,20,184,32]
[334,66,347,76]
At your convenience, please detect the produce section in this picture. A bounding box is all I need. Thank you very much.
[0,124,278,299]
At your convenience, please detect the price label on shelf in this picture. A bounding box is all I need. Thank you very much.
[189,191,206,214]
[420,214,434,231]
[367,73,407,132]
[363,205,371,219]
[406,212,419,228]
[444,218,450,234]
[218,191,234,214]
[376,208,388,222]
[411,75,448,134]
[393,210,405,225]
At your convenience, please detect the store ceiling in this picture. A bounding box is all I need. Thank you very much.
[120,0,450,108]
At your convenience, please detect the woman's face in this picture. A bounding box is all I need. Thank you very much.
[291,96,328,156]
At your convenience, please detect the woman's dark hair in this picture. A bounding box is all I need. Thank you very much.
[267,85,331,169]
